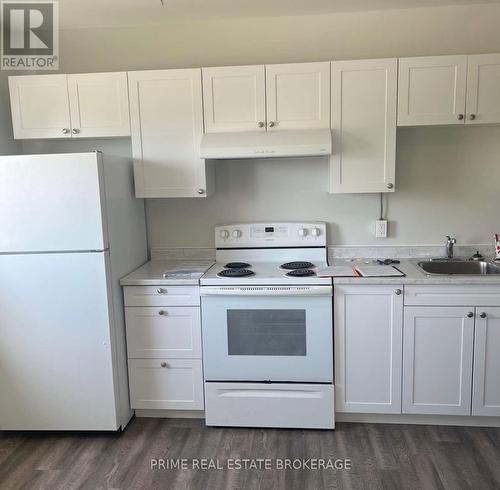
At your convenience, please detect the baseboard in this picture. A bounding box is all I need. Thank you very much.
[336,412,500,427]
[135,409,205,419]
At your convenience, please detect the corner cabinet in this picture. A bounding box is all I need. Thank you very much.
[330,58,397,193]
[335,285,404,414]
[128,69,213,198]
[8,73,130,139]
[398,54,500,126]
[202,62,330,133]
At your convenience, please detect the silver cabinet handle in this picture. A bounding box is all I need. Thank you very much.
[160,362,170,368]
[72,128,80,135]
[469,114,476,120]
[387,183,394,189]
[159,310,168,316]
[197,189,205,195]
[258,121,265,128]
[62,128,69,134]
[268,121,276,128]
[480,312,487,319]
[467,312,474,318]
[156,288,167,294]
[457,114,464,120]
[395,289,402,295]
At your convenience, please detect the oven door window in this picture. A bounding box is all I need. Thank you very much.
[227,309,306,356]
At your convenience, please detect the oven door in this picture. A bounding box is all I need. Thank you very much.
[201,285,333,383]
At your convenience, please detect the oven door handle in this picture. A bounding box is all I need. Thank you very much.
[200,286,333,297]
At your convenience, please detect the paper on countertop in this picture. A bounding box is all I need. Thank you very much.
[354,265,405,277]
[316,266,360,277]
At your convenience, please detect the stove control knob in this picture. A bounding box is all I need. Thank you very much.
[232,229,242,239]
[311,227,321,237]
[298,228,308,237]
[219,229,230,239]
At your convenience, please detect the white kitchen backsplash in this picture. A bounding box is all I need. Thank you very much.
[151,245,493,262]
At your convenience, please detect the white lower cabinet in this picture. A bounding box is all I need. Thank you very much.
[128,359,204,410]
[125,307,201,359]
[472,307,500,416]
[123,285,204,412]
[402,307,474,416]
[335,285,403,414]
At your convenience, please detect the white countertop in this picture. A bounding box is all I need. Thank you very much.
[332,259,500,285]
[121,258,500,286]
[120,260,214,286]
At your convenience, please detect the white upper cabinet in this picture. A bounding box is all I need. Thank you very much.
[403,307,474,416]
[472,307,500,416]
[330,58,397,193]
[202,65,266,133]
[466,54,500,125]
[398,55,468,126]
[335,285,403,414]
[265,62,330,130]
[9,74,72,139]
[67,72,130,138]
[128,69,210,198]
[9,73,130,139]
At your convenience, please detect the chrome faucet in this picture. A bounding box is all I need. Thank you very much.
[446,236,457,259]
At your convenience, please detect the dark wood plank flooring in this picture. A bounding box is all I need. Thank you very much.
[1,418,500,490]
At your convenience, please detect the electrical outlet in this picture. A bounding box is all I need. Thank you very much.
[375,220,388,238]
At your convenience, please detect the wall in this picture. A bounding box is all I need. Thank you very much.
[0,71,21,155]
[19,3,500,247]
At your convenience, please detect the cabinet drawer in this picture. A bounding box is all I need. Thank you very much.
[128,359,204,410]
[125,307,201,359]
[124,286,200,307]
[205,382,334,429]
[405,285,500,306]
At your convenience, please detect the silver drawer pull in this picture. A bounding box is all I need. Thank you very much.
[395,289,402,295]
[160,362,170,368]
[156,288,167,294]
[159,310,168,316]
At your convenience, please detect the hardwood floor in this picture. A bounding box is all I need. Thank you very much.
[1,418,500,489]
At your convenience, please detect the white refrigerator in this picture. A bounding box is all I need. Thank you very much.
[0,152,147,430]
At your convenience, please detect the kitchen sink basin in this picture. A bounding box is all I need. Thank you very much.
[416,260,500,275]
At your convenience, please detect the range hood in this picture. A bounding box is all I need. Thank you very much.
[200,129,332,160]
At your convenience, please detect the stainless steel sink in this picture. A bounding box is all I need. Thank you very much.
[416,259,500,275]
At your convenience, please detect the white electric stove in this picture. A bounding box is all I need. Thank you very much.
[200,222,335,430]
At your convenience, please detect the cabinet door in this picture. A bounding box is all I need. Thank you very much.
[8,75,71,139]
[202,65,266,133]
[67,72,130,138]
[266,62,330,130]
[466,54,500,125]
[128,69,208,198]
[330,58,397,193]
[403,307,474,415]
[473,307,500,416]
[125,306,202,359]
[335,285,403,414]
[398,55,467,126]
[128,359,204,410]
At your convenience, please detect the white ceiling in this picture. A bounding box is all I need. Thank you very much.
[58,0,500,29]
